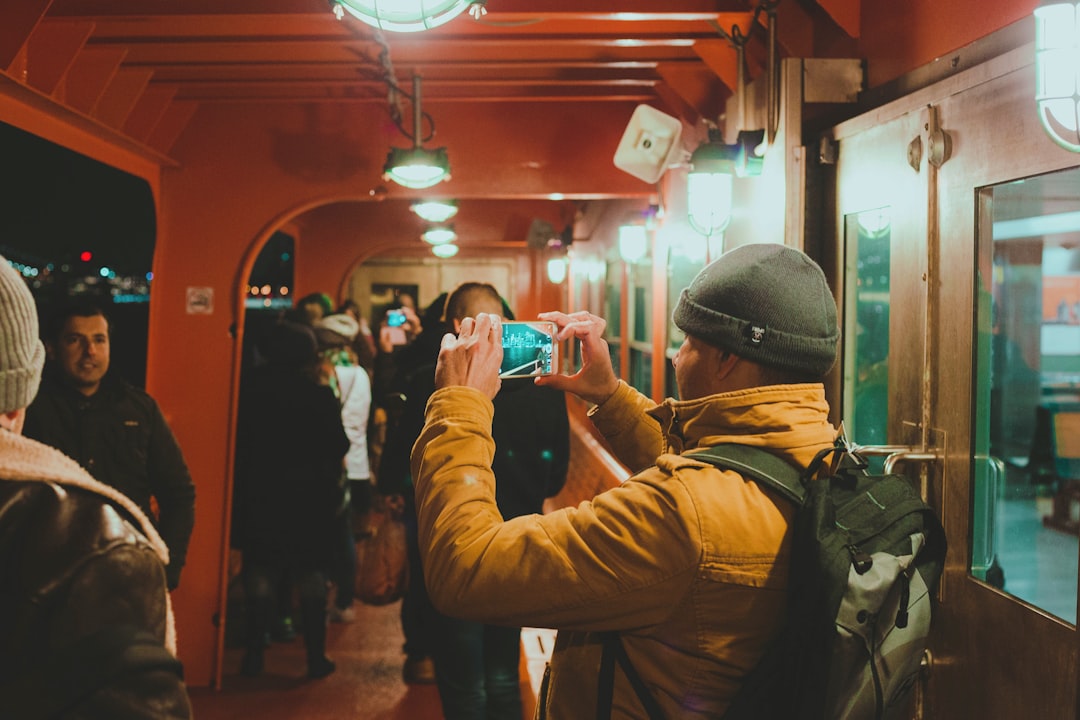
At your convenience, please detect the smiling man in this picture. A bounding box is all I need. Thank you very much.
[23,301,195,590]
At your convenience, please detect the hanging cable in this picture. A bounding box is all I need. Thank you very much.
[707,0,780,142]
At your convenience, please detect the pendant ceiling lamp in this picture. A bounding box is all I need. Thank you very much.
[383,75,450,189]
[332,0,487,33]
[411,199,458,223]
[421,225,457,245]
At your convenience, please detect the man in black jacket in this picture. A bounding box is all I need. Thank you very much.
[23,301,196,590]
[0,254,191,719]
[379,282,569,719]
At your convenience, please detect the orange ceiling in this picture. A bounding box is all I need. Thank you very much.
[1,0,863,161]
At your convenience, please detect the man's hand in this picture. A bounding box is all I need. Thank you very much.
[433,313,503,400]
[535,311,620,406]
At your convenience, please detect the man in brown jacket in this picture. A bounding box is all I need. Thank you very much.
[412,243,841,718]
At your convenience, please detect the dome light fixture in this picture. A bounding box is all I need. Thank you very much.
[384,146,450,189]
[422,225,457,245]
[332,0,487,33]
[411,199,459,223]
[1035,1,1080,151]
[431,243,460,258]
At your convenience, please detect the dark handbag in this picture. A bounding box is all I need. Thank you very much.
[355,495,408,605]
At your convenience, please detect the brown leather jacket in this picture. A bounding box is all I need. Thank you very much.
[0,431,191,719]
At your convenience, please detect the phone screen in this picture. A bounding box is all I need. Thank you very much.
[500,321,558,378]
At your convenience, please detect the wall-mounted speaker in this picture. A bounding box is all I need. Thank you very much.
[613,105,684,184]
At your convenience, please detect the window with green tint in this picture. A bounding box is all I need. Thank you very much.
[631,261,651,343]
[630,348,652,397]
[843,209,891,451]
[666,245,701,353]
[605,257,622,378]
[605,260,621,341]
[665,355,678,401]
[666,240,704,398]
[972,167,1080,624]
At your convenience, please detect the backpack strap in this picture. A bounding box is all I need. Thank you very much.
[596,632,666,720]
[688,444,806,506]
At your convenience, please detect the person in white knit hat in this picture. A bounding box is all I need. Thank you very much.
[0,254,191,719]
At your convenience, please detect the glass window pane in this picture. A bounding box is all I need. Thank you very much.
[605,260,622,341]
[631,261,651,343]
[843,209,891,451]
[973,167,1080,624]
[666,244,702,353]
[630,348,651,397]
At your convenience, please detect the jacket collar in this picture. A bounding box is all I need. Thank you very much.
[647,383,835,464]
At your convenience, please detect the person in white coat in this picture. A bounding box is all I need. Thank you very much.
[315,313,373,623]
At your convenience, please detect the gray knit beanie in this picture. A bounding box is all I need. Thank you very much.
[672,243,839,378]
[0,255,45,413]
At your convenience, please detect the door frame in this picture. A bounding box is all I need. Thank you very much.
[826,44,1080,717]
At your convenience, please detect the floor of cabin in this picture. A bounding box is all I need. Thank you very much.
[189,600,552,720]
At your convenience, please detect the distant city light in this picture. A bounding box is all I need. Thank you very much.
[146,272,153,281]
[99,267,111,278]
[80,251,92,262]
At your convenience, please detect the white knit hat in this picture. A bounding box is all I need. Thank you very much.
[0,255,45,413]
[316,313,360,342]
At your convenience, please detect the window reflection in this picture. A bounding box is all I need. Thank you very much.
[665,234,710,398]
[843,209,891,454]
[974,167,1080,624]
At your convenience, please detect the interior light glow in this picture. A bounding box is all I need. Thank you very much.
[547,257,568,284]
[1035,2,1080,151]
[618,225,648,263]
[332,0,485,33]
[411,200,459,223]
[431,243,460,258]
[383,146,451,189]
[422,226,457,245]
[686,141,738,236]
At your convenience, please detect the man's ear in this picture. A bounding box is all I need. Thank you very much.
[713,348,740,381]
[452,318,463,334]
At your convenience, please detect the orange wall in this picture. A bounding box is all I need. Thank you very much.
[149,98,645,685]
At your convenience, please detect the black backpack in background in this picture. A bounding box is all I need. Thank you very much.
[597,440,947,720]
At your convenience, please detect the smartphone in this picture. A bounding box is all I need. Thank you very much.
[500,321,558,378]
[386,309,407,327]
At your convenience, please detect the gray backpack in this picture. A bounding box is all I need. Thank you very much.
[694,442,947,719]
[597,441,947,720]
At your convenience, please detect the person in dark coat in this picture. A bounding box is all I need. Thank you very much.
[23,301,196,590]
[232,320,349,679]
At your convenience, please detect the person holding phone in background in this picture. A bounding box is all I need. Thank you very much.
[380,282,569,717]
